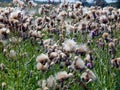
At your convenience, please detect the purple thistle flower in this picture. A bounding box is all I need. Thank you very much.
[87,63,93,68]
[90,31,95,38]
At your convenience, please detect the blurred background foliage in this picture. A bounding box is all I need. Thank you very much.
[0,0,120,8]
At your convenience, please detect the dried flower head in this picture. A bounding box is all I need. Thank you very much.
[42,80,47,89]
[109,42,115,48]
[81,69,96,83]
[111,58,120,69]
[62,39,77,52]
[36,63,43,71]
[36,54,49,63]
[55,71,73,81]
[9,50,17,59]
[74,56,86,70]
[2,82,6,89]
[44,87,49,90]
[75,44,89,56]
[0,63,5,71]
[47,75,56,88]
[84,54,91,62]
[102,32,109,39]
[49,52,58,59]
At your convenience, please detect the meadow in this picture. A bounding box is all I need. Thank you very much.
[0,0,120,90]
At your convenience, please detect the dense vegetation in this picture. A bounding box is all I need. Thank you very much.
[0,0,120,90]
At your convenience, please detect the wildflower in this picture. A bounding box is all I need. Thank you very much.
[36,88,41,90]
[42,80,47,89]
[44,87,49,90]
[90,30,95,38]
[84,54,91,62]
[21,52,28,58]
[0,28,10,39]
[81,69,96,83]
[59,52,67,61]
[2,82,6,90]
[97,38,105,50]
[62,39,77,52]
[102,32,109,43]
[100,15,108,24]
[109,42,115,48]
[65,22,76,34]
[75,44,89,56]
[36,61,49,71]
[43,39,52,47]
[75,1,82,9]
[36,54,49,63]
[86,63,93,69]
[78,23,87,34]
[36,63,43,71]
[74,56,86,70]
[47,75,56,88]
[55,71,73,81]
[0,63,5,71]
[113,38,119,46]
[111,58,120,69]
[49,52,58,60]
[9,50,17,59]
[108,42,116,58]
[65,60,71,67]
[9,37,22,44]
[43,63,49,71]
[28,0,37,7]
[3,48,8,56]
[84,53,94,68]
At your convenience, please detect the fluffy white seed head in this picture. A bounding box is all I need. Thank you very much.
[111,58,120,69]
[43,63,49,70]
[42,80,47,89]
[49,52,58,59]
[36,54,49,63]
[47,75,56,88]
[76,43,89,53]
[86,69,96,81]
[36,63,43,70]
[9,50,16,58]
[81,69,96,83]
[69,56,86,70]
[84,54,91,62]
[55,71,73,81]
[0,28,10,34]
[62,39,77,52]
[28,0,37,7]
[44,87,49,90]
[2,82,6,88]
[74,56,86,70]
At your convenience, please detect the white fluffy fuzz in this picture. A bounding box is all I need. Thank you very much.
[62,39,77,52]
[86,69,96,81]
[75,57,86,69]
[9,50,16,58]
[68,56,86,70]
[76,43,89,53]
[36,53,49,63]
[55,71,73,81]
[42,80,47,89]
[36,63,43,70]
[81,69,96,83]
[47,75,56,88]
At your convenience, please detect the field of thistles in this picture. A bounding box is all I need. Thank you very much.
[0,0,120,90]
